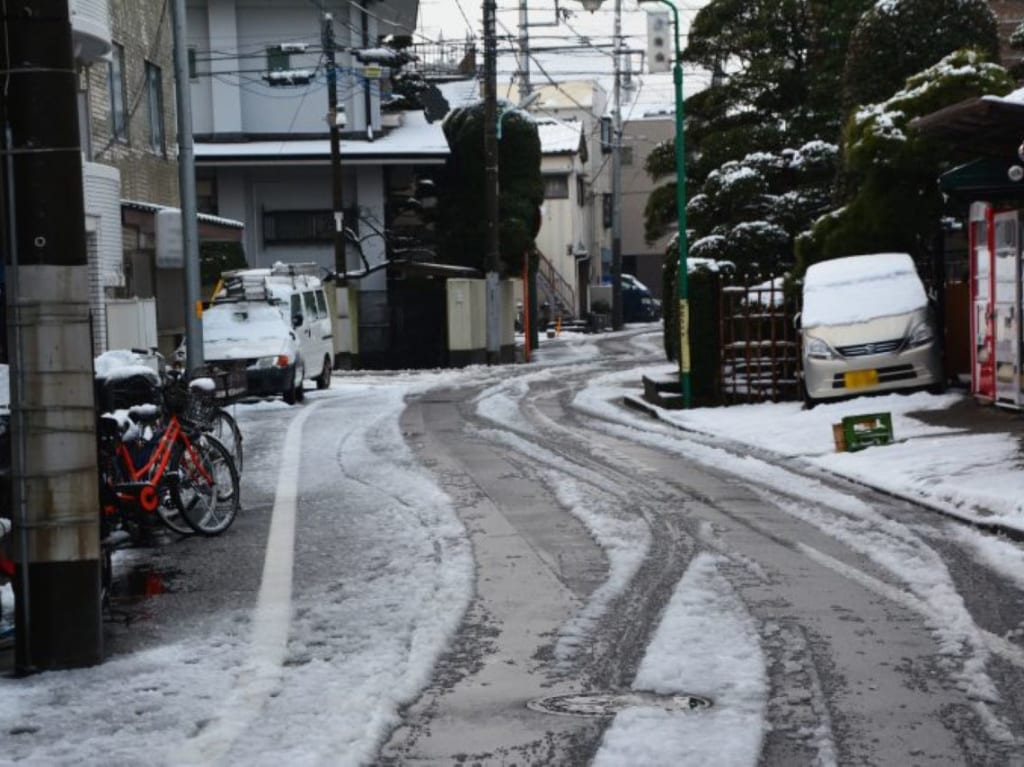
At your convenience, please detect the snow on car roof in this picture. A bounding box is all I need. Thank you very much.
[802,252,927,327]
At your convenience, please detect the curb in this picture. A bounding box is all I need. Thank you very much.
[622,394,1024,543]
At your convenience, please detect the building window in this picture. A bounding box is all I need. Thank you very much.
[145,61,165,155]
[196,173,218,215]
[267,46,290,72]
[576,176,586,208]
[602,193,612,229]
[620,146,634,166]
[188,47,198,80]
[263,210,335,245]
[544,174,570,200]
[108,42,128,142]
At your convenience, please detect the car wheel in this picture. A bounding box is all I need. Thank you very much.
[315,355,332,390]
[295,363,305,402]
[283,364,302,405]
[801,381,817,410]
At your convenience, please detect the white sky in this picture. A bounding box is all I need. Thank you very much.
[413,0,710,80]
[3,328,1023,764]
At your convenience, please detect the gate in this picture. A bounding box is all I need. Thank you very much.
[720,279,799,403]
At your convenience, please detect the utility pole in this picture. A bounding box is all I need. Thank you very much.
[0,0,102,670]
[171,0,204,375]
[610,0,624,330]
[323,13,346,273]
[483,0,502,363]
[517,0,531,103]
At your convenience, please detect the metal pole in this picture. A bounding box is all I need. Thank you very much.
[323,13,346,273]
[610,0,623,330]
[641,0,689,404]
[171,0,204,374]
[1,0,102,670]
[665,0,690,406]
[484,0,502,363]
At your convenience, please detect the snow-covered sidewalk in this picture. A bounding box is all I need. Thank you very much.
[627,372,1024,534]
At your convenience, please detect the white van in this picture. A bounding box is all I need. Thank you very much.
[204,263,334,403]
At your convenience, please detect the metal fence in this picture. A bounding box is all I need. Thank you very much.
[720,279,800,403]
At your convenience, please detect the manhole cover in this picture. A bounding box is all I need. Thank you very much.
[527,691,712,717]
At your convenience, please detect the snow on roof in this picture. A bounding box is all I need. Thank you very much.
[536,118,583,154]
[437,78,481,109]
[121,200,244,229]
[196,110,450,161]
[802,252,927,327]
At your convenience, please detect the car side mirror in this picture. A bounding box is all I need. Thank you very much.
[292,313,303,328]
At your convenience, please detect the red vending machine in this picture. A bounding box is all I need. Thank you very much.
[969,202,995,401]
[971,202,1024,408]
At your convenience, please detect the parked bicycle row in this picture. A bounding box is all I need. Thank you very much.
[94,349,245,594]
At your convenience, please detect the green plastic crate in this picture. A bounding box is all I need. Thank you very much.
[841,412,894,452]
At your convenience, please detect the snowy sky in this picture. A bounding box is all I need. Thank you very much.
[414,0,710,80]
[3,328,1023,764]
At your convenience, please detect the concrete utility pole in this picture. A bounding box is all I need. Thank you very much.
[171,0,204,374]
[323,12,346,273]
[517,0,531,103]
[483,0,502,363]
[0,0,103,670]
[610,0,624,330]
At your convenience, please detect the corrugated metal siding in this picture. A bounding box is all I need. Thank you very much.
[83,161,123,353]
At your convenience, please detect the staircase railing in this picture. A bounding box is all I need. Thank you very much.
[536,251,576,321]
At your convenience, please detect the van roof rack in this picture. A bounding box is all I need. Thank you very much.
[216,262,324,303]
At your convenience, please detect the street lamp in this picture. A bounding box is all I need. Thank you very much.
[639,0,690,407]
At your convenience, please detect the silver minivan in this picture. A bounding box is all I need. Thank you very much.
[799,252,942,405]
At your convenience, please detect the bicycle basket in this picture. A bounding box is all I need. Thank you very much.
[183,383,216,428]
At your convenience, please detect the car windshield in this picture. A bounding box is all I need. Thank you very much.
[802,252,927,328]
[203,302,290,343]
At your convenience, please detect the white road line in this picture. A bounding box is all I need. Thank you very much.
[173,402,316,765]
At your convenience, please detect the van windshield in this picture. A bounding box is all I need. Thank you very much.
[802,253,927,327]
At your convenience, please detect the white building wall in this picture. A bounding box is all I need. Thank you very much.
[82,161,123,353]
[189,0,392,137]
[354,167,387,290]
[186,2,215,135]
[206,0,244,134]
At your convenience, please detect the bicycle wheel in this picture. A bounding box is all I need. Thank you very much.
[171,435,240,536]
[154,482,196,536]
[208,407,243,474]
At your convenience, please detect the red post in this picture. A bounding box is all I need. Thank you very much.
[522,252,531,362]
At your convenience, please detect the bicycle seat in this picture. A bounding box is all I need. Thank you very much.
[127,404,161,425]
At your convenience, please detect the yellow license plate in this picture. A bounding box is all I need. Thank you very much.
[844,369,879,389]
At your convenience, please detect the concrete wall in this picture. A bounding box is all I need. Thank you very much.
[619,116,675,298]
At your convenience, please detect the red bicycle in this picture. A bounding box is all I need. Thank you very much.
[98,382,240,543]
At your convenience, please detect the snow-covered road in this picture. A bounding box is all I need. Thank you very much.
[2,326,1024,766]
